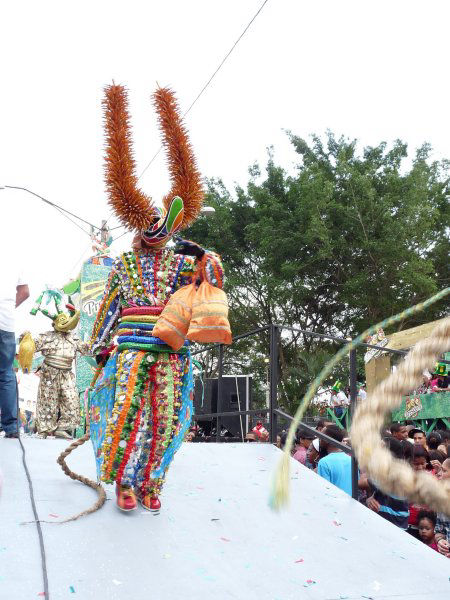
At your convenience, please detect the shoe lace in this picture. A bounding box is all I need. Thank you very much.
[120,489,134,500]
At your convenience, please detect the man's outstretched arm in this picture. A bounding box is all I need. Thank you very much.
[16,284,30,307]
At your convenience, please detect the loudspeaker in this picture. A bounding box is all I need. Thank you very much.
[193,375,252,438]
[193,377,214,419]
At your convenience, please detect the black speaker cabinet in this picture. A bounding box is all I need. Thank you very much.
[193,375,252,437]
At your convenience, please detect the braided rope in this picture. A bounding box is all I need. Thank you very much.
[55,433,106,523]
[351,317,450,514]
[270,288,450,511]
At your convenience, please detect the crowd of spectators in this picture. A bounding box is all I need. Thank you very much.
[414,366,450,394]
[286,419,450,558]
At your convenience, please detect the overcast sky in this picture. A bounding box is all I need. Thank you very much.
[1,0,449,335]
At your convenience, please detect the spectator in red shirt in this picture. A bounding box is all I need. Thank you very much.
[417,510,439,552]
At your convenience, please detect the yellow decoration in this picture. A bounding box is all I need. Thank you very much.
[18,332,35,373]
[53,310,80,332]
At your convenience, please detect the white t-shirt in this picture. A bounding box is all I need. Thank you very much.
[331,390,349,407]
[358,388,367,401]
[0,267,27,332]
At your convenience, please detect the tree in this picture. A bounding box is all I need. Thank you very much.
[186,133,449,414]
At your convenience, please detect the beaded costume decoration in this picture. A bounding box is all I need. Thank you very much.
[85,84,225,507]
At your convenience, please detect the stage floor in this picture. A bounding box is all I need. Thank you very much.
[0,437,449,600]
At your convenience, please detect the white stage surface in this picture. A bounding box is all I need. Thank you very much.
[0,438,449,600]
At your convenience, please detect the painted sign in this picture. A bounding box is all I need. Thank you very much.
[76,257,113,393]
[391,391,450,421]
[364,328,389,363]
[404,396,423,420]
[74,257,113,436]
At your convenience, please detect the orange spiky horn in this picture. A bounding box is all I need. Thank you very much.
[153,87,204,229]
[103,84,156,230]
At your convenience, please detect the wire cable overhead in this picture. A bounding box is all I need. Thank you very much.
[3,185,100,235]
[138,0,271,179]
[4,1,271,240]
[103,0,271,232]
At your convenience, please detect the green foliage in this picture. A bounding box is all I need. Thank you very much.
[186,133,449,414]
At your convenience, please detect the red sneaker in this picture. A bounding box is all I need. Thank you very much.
[116,485,137,512]
[140,494,161,513]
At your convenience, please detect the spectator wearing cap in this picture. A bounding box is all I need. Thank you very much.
[317,424,352,495]
[293,427,315,465]
[306,438,320,470]
[409,427,429,450]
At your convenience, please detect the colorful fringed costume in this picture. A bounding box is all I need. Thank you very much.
[90,248,223,498]
[87,83,228,512]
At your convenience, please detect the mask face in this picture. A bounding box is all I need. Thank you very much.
[53,311,80,332]
[141,196,184,247]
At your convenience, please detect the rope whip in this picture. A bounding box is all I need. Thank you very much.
[20,431,106,526]
[270,288,450,512]
[55,432,106,523]
[54,365,107,523]
[351,316,450,514]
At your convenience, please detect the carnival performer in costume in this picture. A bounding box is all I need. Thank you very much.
[88,84,227,513]
[19,290,88,439]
